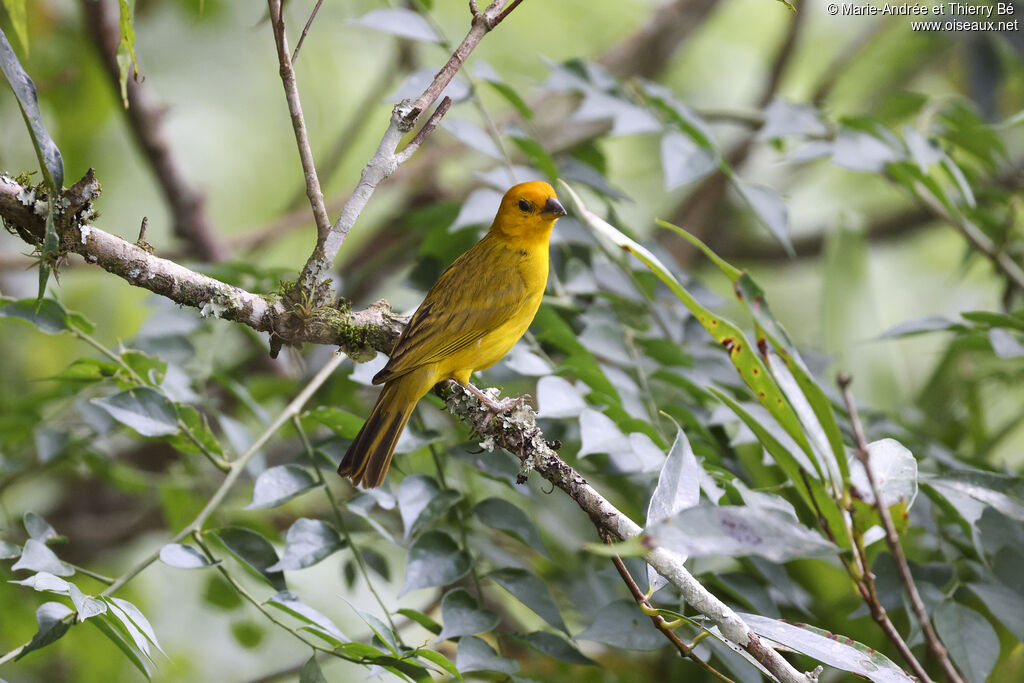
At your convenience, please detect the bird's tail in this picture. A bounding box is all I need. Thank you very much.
[338,373,425,488]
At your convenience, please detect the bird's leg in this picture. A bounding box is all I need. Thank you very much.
[461,382,528,426]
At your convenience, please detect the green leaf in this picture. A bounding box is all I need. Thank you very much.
[577,599,663,651]
[23,511,58,543]
[245,465,319,510]
[740,612,914,682]
[879,315,961,339]
[455,635,519,675]
[646,427,700,525]
[487,567,567,634]
[49,357,120,383]
[159,543,217,569]
[266,591,347,643]
[0,30,63,190]
[400,530,471,597]
[307,405,364,439]
[91,387,179,437]
[472,498,546,556]
[68,584,108,621]
[11,571,71,593]
[397,474,461,540]
[90,615,152,679]
[347,8,439,43]
[849,439,918,509]
[0,297,92,335]
[16,602,73,661]
[266,518,344,572]
[648,505,836,562]
[116,0,138,108]
[926,471,1024,522]
[933,602,999,683]
[168,405,224,458]
[0,0,28,54]
[299,656,327,683]
[396,608,441,635]
[11,539,73,576]
[509,135,558,181]
[414,648,465,682]
[561,184,814,472]
[967,582,1024,641]
[344,600,400,654]
[105,596,164,657]
[660,131,717,189]
[0,28,63,299]
[512,631,597,665]
[710,388,849,546]
[437,588,500,641]
[213,527,287,591]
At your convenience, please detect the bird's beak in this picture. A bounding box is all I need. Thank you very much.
[542,196,567,217]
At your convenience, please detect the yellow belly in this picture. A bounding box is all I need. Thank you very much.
[435,290,543,386]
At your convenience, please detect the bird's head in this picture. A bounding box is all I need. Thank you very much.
[490,180,566,241]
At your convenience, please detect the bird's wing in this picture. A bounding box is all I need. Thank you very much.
[374,239,529,384]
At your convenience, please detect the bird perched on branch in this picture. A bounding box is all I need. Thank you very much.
[338,181,566,488]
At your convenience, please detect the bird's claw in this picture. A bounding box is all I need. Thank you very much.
[464,384,529,427]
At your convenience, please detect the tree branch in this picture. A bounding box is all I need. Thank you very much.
[79,0,226,261]
[290,0,324,64]
[0,172,404,357]
[297,0,523,292]
[838,374,964,683]
[268,0,332,240]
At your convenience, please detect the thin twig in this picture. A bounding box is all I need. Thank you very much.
[268,0,332,239]
[291,0,324,64]
[838,374,963,683]
[600,530,736,682]
[912,186,1024,293]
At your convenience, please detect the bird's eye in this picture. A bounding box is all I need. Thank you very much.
[518,199,532,213]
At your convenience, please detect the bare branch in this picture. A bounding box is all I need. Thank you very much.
[838,374,964,683]
[79,0,226,261]
[267,0,332,239]
[291,0,324,64]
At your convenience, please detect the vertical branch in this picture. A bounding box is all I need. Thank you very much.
[267,0,332,241]
[79,0,226,261]
[297,0,523,292]
[838,374,964,683]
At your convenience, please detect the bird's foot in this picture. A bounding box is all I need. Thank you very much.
[463,383,529,427]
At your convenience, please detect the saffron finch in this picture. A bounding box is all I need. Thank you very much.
[338,181,566,488]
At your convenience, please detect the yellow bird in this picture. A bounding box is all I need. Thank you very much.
[338,181,566,488]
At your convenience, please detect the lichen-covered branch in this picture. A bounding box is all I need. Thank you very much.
[0,172,403,357]
[441,384,815,683]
